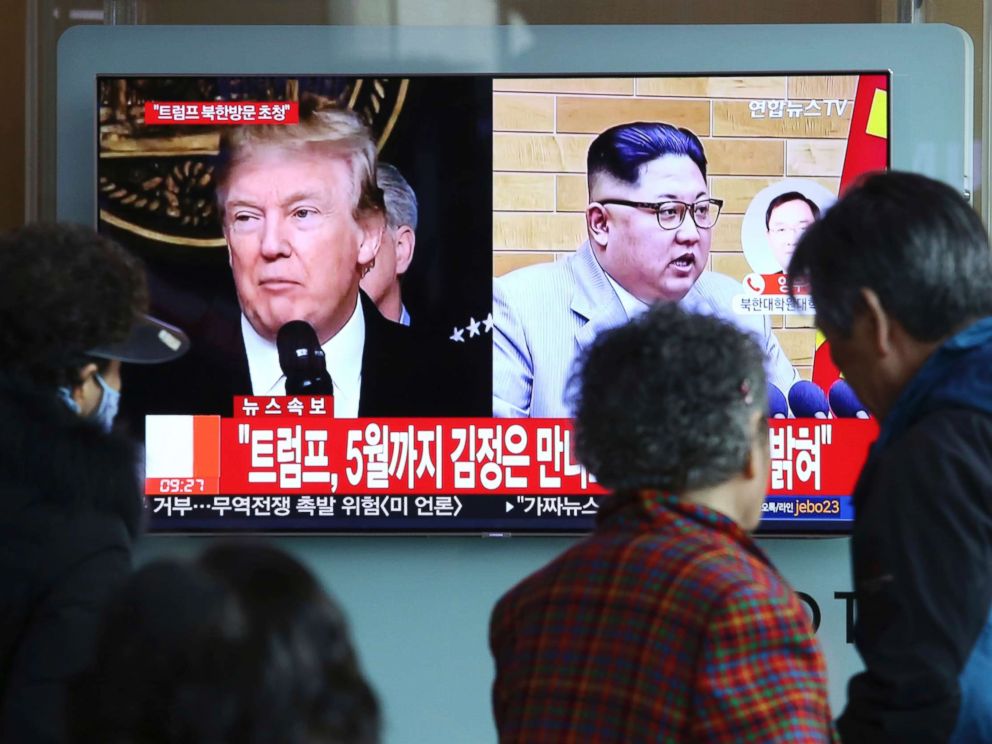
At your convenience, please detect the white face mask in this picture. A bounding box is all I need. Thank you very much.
[57,372,120,433]
[90,372,121,433]
[57,386,80,414]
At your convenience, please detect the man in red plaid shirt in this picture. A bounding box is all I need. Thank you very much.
[490,304,833,743]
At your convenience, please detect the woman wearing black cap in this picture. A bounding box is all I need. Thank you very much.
[0,223,188,743]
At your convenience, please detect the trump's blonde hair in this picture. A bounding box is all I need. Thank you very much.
[215,96,384,220]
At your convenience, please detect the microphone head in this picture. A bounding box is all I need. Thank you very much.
[276,320,332,394]
[788,380,830,419]
[277,320,323,372]
[829,379,869,419]
[767,383,788,419]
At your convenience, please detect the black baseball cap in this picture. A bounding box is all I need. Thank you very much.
[87,313,191,364]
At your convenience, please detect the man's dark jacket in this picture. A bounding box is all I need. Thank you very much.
[0,376,142,743]
[838,317,992,743]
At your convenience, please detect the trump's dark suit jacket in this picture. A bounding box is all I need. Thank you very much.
[120,291,488,439]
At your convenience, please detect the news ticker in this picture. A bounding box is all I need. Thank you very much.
[148,493,854,525]
[144,396,877,502]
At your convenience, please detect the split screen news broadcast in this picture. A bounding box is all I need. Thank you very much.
[95,72,889,534]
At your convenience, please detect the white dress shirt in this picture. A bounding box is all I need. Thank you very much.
[241,295,365,418]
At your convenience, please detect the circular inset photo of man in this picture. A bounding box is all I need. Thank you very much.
[741,179,837,275]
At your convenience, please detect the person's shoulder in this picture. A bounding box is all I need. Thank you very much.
[492,528,799,649]
[553,527,767,607]
[2,499,133,588]
[496,256,569,286]
[364,306,457,361]
[492,532,604,616]
[665,534,793,605]
[361,299,489,416]
[490,552,557,638]
[495,252,580,301]
[891,407,992,456]
[694,270,742,295]
[878,407,992,484]
[0,382,136,600]
[0,375,142,531]
[685,544,807,634]
[0,376,136,484]
[364,304,418,344]
[687,271,770,332]
[719,558,799,609]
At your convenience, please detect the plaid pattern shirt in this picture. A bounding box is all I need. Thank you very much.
[490,491,833,743]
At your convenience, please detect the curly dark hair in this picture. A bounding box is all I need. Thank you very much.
[0,223,148,388]
[573,303,768,493]
[68,543,379,744]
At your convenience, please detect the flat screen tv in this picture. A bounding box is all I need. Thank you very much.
[57,25,973,534]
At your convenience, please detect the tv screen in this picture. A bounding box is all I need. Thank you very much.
[95,71,888,534]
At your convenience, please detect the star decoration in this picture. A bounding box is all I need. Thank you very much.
[483,313,494,333]
[450,326,465,343]
[467,317,481,337]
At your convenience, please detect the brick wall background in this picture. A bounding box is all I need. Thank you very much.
[492,75,859,378]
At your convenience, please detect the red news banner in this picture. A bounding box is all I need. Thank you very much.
[144,396,878,498]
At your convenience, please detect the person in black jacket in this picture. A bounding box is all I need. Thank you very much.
[0,223,187,743]
[787,171,992,743]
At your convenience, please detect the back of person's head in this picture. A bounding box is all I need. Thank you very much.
[0,223,148,389]
[787,171,992,341]
[377,162,418,232]
[68,543,380,744]
[573,303,767,493]
[587,121,707,192]
[215,95,385,221]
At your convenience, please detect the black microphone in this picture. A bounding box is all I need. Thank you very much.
[767,383,788,419]
[788,380,829,419]
[829,379,870,419]
[276,320,334,395]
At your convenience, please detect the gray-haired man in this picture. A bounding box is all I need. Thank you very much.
[361,162,418,326]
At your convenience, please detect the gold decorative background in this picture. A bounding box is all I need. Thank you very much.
[97,77,409,249]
